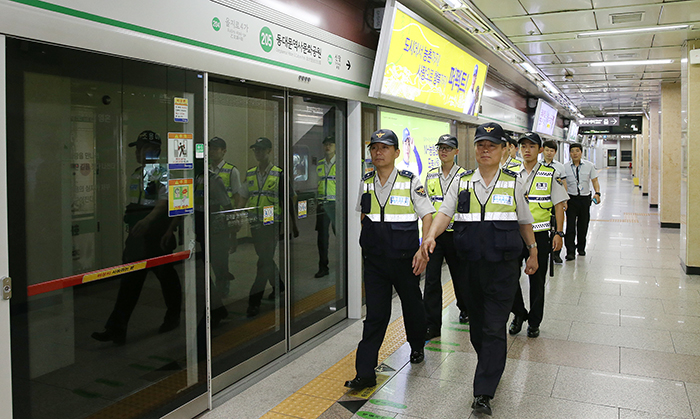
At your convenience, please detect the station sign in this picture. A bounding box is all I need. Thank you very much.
[578,117,620,126]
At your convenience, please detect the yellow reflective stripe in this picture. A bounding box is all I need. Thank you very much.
[454,213,481,222]
[495,180,515,189]
[393,181,411,190]
[532,221,551,231]
[484,212,518,221]
[384,213,418,222]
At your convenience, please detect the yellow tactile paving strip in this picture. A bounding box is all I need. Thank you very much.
[266,280,457,419]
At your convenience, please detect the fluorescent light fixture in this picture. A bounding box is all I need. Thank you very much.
[590,59,674,67]
[520,62,537,74]
[605,111,644,115]
[444,0,463,8]
[543,80,558,93]
[578,24,690,38]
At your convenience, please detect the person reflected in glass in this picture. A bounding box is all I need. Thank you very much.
[208,137,241,294]
[242,137,298,318]
[92,130,181,345]
[314,135,336,278]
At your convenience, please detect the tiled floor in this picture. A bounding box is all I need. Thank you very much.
[204,168,700,418]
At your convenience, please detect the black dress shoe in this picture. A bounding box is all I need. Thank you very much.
[344,376,376,389]
[314,268,329,278]
[471,395,492,416]
[211,306,229,328]
[425,326,441,341]
[409,349,425,364]
[565,254,576,261]
[246,305,260,318]
[578,249,586,256]
[553,254,563,264]
[91,329,126,346]
[527,326,540,338]
[509,315,525,335]
[459,311,469,324]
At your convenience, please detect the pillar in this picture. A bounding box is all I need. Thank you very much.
[649,101,660,206]
[660,83,682,228]
[681,40,700,272]
[642,114,650,196]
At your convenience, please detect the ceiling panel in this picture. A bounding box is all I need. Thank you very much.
[643,71,681,78]
[601,49,650,61]
[530,11,598,34]
[644,61,681,71]
[518,0,592,14]
[592,0,662,7]
[471,0,527,19]
[527,54,562,64]
[540,66,607,76]
[489,16,541,36]
[571,74,609,81]
[557,51,605,63]
[545,38,602,53]
[658,1,700,24]
[593,5,663,30]
[647,46,683,59]
[599,34,654,50]
[516,42,555,55]
[652,31,695,47]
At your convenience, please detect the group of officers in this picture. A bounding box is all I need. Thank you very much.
[346,122,601,416]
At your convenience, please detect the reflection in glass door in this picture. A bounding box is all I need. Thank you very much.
[6,38,206,419]
[289,94,347,342]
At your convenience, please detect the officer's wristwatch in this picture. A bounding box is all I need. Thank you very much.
[555,231,565,238]
[594,192,601,196]
[526,242,537,249]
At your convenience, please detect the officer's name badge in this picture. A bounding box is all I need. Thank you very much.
[390,196,411,207]
[535,182,548,191]
[263,205,275,225]
[491,194,513,206]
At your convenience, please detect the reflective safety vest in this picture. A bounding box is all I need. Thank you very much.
[219,162,238,208]
[505,157,523,173]
[128,164,168,206]
[317,159,336,201]
[246,165,282,225]
[426,165,466,232]
[525,165,555,232]
[359,170,419,259]
[452,169,523,261]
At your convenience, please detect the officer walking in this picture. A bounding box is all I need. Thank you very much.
[424,134,470,341]
[508,132,568,338]
[315,135,336,278]
[420,122,538,416]
[563,143,601,260]
[345,129,435,390]
[502,137,523,173]
[541,140,567,263]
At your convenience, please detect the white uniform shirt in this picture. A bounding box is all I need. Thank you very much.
[543,159,567,181]
[355,167,435,219]
[439,168,534,224]
[564,159,598,196]
[519,162,569,206]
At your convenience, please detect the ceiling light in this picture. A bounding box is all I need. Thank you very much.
[590,59,674,67]
[444,0,463,8]
[543,80,558,93]
[577,24,690,38]
[605,111,644,115]
[520,62,537,74]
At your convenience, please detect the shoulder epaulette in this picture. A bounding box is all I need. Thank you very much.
[502,168,518,177]
[427,167,439,173]
[398,170,415,179]
[459,169,474,177]
[362,171,376,181]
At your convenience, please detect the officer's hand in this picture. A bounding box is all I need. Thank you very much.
[412,249,428,275]
[596,195,603,205]
[524,254,538,275]
[130,218,150,238]
[552,235,563,251]
[420,237,436,260]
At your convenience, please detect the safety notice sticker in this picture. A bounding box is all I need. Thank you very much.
[168,133,194,170]
[168,178,194,217]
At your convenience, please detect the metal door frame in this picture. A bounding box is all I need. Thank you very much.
[0,34,14,419]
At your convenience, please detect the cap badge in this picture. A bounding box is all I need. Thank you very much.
[376,132,385,138]
[484,127,494,133]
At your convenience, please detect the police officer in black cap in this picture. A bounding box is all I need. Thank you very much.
[423,134,470,341]
[420,122,538,416]
[345,129,435,390]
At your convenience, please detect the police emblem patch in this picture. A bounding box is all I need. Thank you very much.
[414,186,427,197]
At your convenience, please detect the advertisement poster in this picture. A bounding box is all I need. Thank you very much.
[168,133,194,170]
[371,5,488,117]
[168,178,194,217]
[380,110,451,187]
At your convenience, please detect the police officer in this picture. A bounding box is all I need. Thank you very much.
[424,134,469,341]
[208,137,240,293]
[509,132,568,338]
[242,137,298,317]
[541,140,567,263]
[315,135,336,278]
[502,137,523,173]
[563,143,601,260]
[344,129,435,390]
[420,122,538,416]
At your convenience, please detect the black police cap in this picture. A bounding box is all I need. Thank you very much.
[322,135,335,144]
[436,134,458,149]
[518,132,542,147]
[129,130,161,147]
[209,137,227,149]
[473,122,506,145]
[250,137,272,149]
[369,129,399,147]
